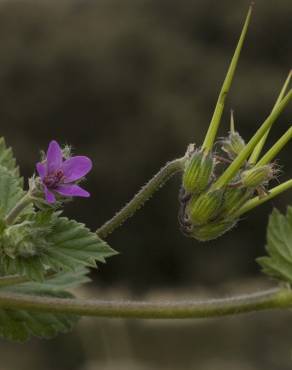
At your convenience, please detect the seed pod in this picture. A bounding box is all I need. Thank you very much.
[191,220,237,241]
[221,131,245,159]
[182,150,215,194]
[187,189,224,225]
[241,165,274,188]
[221,187,252,216]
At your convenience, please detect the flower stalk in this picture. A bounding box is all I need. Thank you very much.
[234,179,292,217]
[97,158,186,239]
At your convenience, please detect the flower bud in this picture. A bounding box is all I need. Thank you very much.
[191,220,236,241]
[221,187,252,216]
[182,150,215,194]
[187,189,224,225]
[221,131,245,159]
[241,165,274,188]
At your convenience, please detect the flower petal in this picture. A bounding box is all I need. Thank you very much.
[45,187,56,203]
[36,162,47,180]
[55,184,90,198]
[46,140,63,174]
[62,156,92,183]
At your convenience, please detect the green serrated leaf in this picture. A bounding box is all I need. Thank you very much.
[0,268,85,342]
[0,166,26,218]
[0,137,23,186]
[257,207,292,284]
[2,267,91,294]
[0,211,117,281]
[44,215,117,270]
[0,290,78,342]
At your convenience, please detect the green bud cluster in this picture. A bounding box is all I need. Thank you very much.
[177,6,291,242]
[179,138,278,241]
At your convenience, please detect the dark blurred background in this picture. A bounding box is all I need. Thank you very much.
[0,0,291,369]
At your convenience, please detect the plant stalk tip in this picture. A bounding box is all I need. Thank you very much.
[201,5,252,153]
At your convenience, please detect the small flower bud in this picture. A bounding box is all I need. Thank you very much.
[191,220,236,241]
[182,150,215,194]
[241,165,274,188]
[221,131,245,159]
[187,189,224,225]
[221,187,252,216]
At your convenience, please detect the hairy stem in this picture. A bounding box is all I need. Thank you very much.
[4,192,33,226]
[234,179,292,217]
[0,287,291,319]
[96,158,185,239]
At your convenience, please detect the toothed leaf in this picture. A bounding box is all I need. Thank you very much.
[0,211,117,281]
[0,137,22,185]
[0,290,78,342]
[0,166,32,220]
[257,207,292,283]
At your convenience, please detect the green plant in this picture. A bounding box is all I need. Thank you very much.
[0,4,292,342]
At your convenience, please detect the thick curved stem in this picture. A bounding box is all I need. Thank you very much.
[96,158,185,239]
[0,287,291,319]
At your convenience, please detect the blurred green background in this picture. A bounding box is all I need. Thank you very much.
[0,0,291,369]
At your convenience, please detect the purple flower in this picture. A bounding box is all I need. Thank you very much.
[36,140,92,204]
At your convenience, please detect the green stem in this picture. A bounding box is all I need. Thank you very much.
[201,4,253,153]
[212,90,292,189]
[4,192,33,226]
[256,126,292,167]
[234,179,292,217]
[97,158,185,239]
[0,287,291,319]
[249,70,292,164]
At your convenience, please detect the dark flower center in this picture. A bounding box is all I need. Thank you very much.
[44,169,65,189]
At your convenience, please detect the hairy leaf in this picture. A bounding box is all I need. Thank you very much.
[0,211,117,281]
[0,137,22,185]
[0,166,26,219]
[0,290,78,342]
[257,207,292,283]
[0,268,91,341]
[5,267,91,294]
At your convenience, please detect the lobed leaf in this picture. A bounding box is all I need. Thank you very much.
[0,268,92,342]
[257,207,292,283]
[0,166,26,218]
[0,290,78,342]
[0,211,117,281]
[0,137,23,185]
